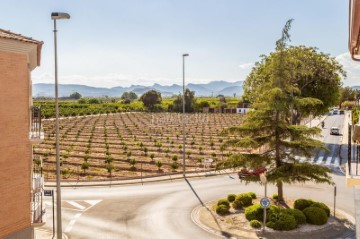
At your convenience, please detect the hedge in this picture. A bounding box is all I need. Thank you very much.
[303,207,328,225]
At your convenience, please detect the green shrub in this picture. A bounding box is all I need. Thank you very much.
[245,204,280,222]
[266,211,297,231]
[272,193,278,200]
[267,205,281,222]
[233,193,252,209]
[303,207,328,225]
[310,202,330,217]
[216,205,230,215]
[217,199,230,207]
[245,204,262,221]
[227,194,236,202]
[250,220,262,229]
[294,199,314,211]
[283,208,306,225]
[247,192,256,199]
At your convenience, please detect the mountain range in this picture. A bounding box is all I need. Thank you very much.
[32,80,244,98]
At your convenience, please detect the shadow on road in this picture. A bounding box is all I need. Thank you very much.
[184,178,233,238]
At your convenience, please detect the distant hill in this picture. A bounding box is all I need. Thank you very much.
[352,86,360,90]
[32,80,244,98]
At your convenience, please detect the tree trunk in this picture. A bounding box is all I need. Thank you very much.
[275,110,284,202]
[277,180,284,202]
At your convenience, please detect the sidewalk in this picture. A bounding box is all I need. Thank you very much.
[34,228,67,239]
[304,115,327,128]
[44,169,235,187]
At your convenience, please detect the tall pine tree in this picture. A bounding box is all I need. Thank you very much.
[217,19,336,202]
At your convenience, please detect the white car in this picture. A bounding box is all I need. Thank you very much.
[330,127,340,135]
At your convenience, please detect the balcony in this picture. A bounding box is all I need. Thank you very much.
[30,106,44,144]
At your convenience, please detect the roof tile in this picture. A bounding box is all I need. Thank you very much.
[0,28,43,45]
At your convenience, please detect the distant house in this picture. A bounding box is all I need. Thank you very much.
[236,102,252,114]
[0,29,44,239]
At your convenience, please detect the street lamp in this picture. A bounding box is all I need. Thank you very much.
[182,53,189,177]
[51,11,70,239]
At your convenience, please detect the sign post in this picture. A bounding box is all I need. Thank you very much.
[259,173,269,231]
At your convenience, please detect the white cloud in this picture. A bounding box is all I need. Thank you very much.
[336,52,360,86]
[238,62,253,69]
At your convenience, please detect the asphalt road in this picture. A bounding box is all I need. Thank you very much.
[42,114,354,239]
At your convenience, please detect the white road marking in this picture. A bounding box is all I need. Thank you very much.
[299,157,306,163]
[64,213,82,233]
[326,156,333,166]
[316,156,324,165]
[333,157,340,167]
[67,201,85,210]
[85,200,101,206]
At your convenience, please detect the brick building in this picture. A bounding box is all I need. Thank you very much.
[0,29,43,239]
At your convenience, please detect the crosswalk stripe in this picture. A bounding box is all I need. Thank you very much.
[326,156,332,166]
[67,201,85,210]
[316,156,324,164]
[333,157,340,167]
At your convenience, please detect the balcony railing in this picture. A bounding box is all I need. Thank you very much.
[30,106,44,143]
[31,172,44,225]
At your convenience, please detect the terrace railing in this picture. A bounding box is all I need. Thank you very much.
[30,106,44,143]
[31,173,44,224]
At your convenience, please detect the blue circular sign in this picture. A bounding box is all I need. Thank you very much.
[260,197,271,208]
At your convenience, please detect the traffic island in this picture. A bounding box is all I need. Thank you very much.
[191,198,355,239]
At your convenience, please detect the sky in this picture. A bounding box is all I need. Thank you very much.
[0,0,357,88]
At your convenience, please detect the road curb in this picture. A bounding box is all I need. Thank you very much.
[44,170,235,187]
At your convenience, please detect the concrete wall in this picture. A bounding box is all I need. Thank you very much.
[0,51,32,238]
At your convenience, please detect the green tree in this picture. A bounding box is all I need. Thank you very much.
[81,161,89,174]
[121,91,138,101]
[70,92,82,99]
[243,35,345,124]
[217,19,334,202]
[172,88,196,112]
[140,90,162,111]
[89,98,101,104]
[339,87,359,107]
[156,160,163,170]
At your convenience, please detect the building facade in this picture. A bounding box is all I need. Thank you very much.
[0,29,43,239]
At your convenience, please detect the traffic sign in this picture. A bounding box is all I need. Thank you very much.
[260,197,271,208]
[44,190,53,196]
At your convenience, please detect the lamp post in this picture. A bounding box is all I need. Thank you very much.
[51,12,70,239]
[182,53,189,177]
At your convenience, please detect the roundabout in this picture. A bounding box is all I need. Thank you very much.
[191,200,355,239]
[41,172,356,239]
